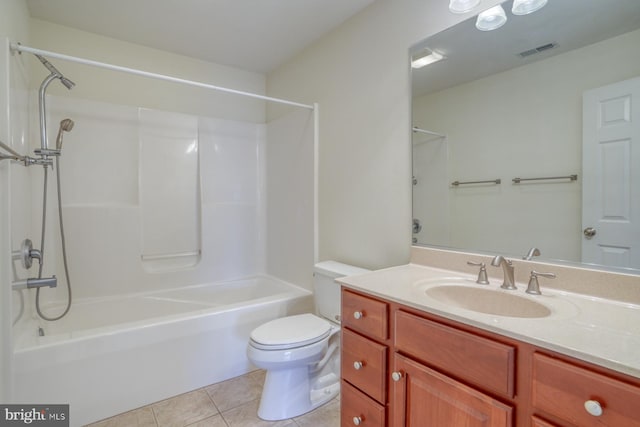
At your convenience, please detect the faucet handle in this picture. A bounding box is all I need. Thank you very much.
[467,261,490,285]
[526,270,556,295]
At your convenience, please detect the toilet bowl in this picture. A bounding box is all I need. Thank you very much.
[246,261,369,421]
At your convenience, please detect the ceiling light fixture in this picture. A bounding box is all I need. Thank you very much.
[512,0,548,15]
[475,5,507,31]
[448,0,481,14]
[411,49,446,69]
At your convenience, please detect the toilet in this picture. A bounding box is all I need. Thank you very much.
[246,261,370,420]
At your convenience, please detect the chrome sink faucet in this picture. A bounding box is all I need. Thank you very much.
[491,255,517,290]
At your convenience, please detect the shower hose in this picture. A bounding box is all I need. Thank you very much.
[35,157,72,320]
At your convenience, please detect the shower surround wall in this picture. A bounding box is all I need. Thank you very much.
[26,95,267,307]
[20,90,316,317]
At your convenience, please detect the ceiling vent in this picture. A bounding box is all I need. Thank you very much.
[518,42,558,58]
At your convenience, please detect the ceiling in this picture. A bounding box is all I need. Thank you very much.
[411,0,640,97]
[26,0,375,74]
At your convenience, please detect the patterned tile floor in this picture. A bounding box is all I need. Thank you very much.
[86,370,340,427]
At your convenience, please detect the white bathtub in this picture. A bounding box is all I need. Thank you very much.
[12,276,313,426]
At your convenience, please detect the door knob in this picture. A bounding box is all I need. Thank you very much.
[583,227,596,238]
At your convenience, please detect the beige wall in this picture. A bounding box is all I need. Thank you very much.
[267,0,503,270]
[29,19,267,123]
[413,28,640,261]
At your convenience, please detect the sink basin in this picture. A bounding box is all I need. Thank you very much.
[424,285,552,318]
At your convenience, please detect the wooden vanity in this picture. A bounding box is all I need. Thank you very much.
[340,287,640,427]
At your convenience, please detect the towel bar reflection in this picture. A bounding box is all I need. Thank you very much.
[512,174,578,184]
[451,179,501,187]
[412,126,446,138]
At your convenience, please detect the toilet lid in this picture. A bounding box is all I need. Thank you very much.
[250,313,332,349]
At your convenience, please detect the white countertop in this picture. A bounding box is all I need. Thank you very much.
[338,263,640,379]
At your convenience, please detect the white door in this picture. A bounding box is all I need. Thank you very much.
[582,76,640,269]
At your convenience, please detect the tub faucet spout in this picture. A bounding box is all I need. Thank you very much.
[491,255,516,290]
[12,276,57,291]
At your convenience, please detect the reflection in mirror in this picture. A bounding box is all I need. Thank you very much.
[411,0,640,274]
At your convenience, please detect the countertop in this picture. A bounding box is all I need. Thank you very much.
[338,263,640,379]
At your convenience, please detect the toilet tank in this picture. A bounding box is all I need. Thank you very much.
[313,261,370,323]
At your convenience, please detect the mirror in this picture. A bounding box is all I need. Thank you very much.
[411,0,640,274]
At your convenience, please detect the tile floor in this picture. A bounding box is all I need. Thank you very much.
[86,370,340,427]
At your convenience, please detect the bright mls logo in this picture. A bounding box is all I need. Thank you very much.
[1,405,69,426]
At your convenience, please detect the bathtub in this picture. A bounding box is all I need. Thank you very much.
[12,276,313,426]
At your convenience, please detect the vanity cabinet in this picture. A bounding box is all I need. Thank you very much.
[340,287,640,427]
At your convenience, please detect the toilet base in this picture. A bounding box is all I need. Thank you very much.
[257,367,340,420]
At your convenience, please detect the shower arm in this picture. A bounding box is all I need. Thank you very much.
[30,51,75,159]
[34,73,64,160]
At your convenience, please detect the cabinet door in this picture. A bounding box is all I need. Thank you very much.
[391,353,513,427]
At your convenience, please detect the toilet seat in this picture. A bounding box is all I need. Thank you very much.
[250,313,332,350]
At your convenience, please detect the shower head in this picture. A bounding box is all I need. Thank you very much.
[55,118,75,150]
[35,54,75,90]
[60,77,76,90]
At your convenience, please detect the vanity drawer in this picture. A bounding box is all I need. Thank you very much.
[342,289,388,341]
[341,380,385,427]
[531,416,560,427]
[342,328,387,403]
[394,310,515,398]
[532,353,640,426]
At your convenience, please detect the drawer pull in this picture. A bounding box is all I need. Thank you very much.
[353,361,364,370]
[584,400,603,417]
[392,371,403,382]
[353,416,363,425]
[353,311,364,320]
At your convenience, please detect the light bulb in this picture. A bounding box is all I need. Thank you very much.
[476,5,507,31]
[449,0,481,14]
[512,0,548,16]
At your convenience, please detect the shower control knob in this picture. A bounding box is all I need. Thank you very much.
[353,361,364,370]
[15,239,41,270]
[391,371,403,382]
[353,416,363,425]
[353,311,364,320]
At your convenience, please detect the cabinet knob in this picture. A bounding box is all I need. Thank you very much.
[353,311,364,320]
[584,400,603,417]
[353,416,363,425]
[353,361,364,370]
[391,371,403,382]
